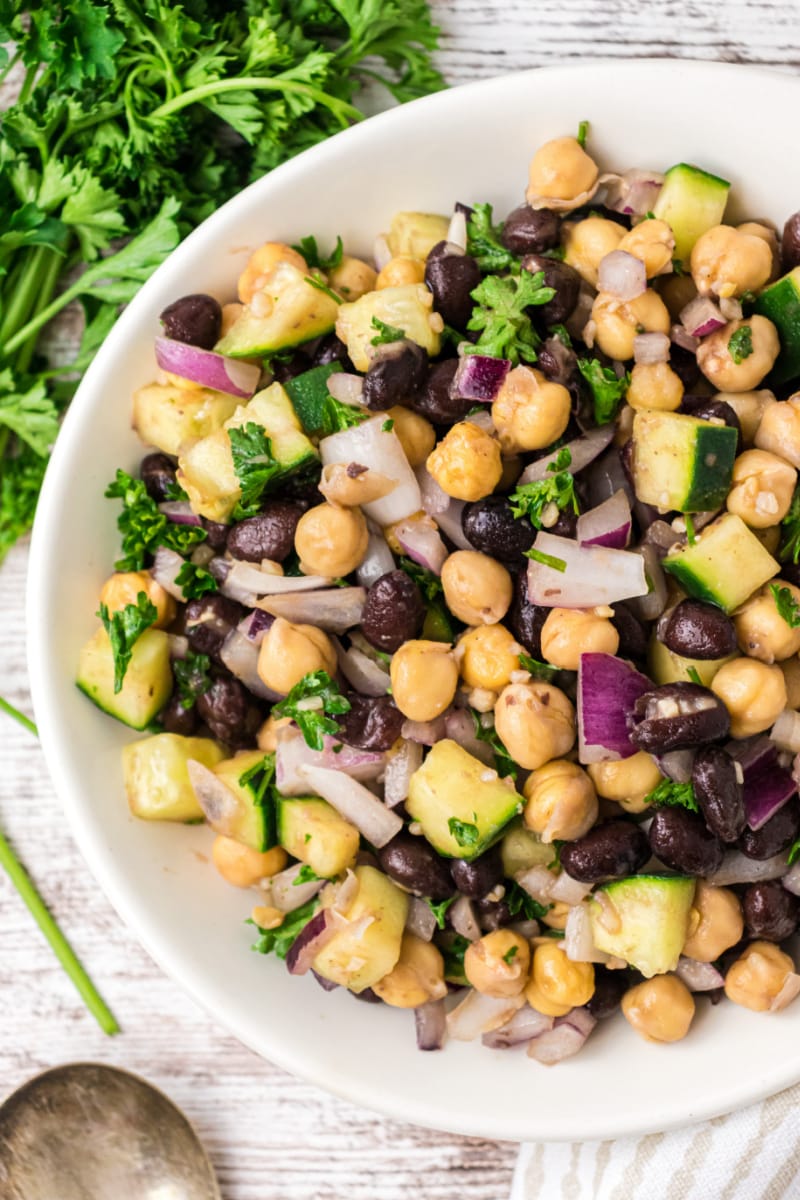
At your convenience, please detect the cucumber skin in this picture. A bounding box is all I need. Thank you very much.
[756,268,800,385]
[683,423,738,511]
[653,162,730,262]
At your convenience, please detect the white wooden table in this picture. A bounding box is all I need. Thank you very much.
[1,6,795,1196]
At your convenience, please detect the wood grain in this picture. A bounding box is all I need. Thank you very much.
[0,6,795,1196]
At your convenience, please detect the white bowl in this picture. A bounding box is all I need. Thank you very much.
[27,60,800,1142]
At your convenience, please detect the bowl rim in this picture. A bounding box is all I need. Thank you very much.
[26,57,800,1142]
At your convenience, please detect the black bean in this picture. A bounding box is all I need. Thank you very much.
[196,676,262,747]
[337,694,404,752]
[140,452,177,502]
[226,502,304,562]
[201,518,230,552]
[412,359,474,424]
[628,682,730,754]
[692,746,746,843]
[669,345,701,392]
[740,797,800,860]
[549,508,578,538]
[680,395,743,453]
[501,204,560,256]
[611,603,649,663]
[362,340,428,411]
[779,563,800,590]
[160,693,198,737]
[648,807,724,876]
[270,351,312,384]
[462,496,536,569]
[377,834,455,900]
[782,211,800,271]
[312,333,352,369]
[520,254,581,324]
[537,336,578,386]
[507,572,548,657]
[184,595,245,661]
[659,599,738,661]
[360,570,425,653]
[560,820,650,883]
[474,897,512,931]
[743,881,800,941]
[160,293,222,349]
[424,241,481,330]
[450,846,503,898]
[585,966,630,1019]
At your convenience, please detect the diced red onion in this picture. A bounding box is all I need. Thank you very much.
[519,426,616,486]
[151,546,190,601]
[356,530,396,588]
[576,490,632,550]
[311,969,339,992]
[671,323,699,353]
[656,748,696,784]
[285,909,338,975]
[158,500,203,526]
[598,250,647,301]
[443,709,494,765]
[482,1005,554,1049]
[769,972,800,1012]
[269,862,327,912]
[565,285,595,341]
[601,169,663,218]
[321,415,421,526]
[450,354,511,403]
[720,297,743,322]
[527,533,648,608]
[728,735,777,776]
[578,652,653,764]
[446,990,525,1041]
[782,862,800,896]
[415,999,447,1051]
[326,372,365,407]
[744,759,797,832]
[550,873,593,905]
[219,629,280,701]
[276,726,386,795]
[335,639,390,697]
[401,717,446,746]
[384,739,424,808]
[155,335,261,398]
[527,1008,596,1064]
[449,895,481,942]
[447,209,468,251]
[331,868,360,915]
[680,295,726,338]
[706,850,789,886]
[772,711,800,755]
[564,903,611,964]
[394,517,448,575]
[674,957,725,992]
[186,759,240,834]
[258,587,365,634]
[237,609,273,645]
[296,763,403,848]
[219,560,330,606]
[633,332,671,365]
[516,865,557,904]
[406,896,437,941]
[416,467,472,550]
[626,545,669,622]
[168,633,189,659]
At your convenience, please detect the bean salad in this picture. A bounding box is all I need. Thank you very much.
[78,125,800,1061]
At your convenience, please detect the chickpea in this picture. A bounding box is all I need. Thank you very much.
[426,420,502,502]
[250,904,284,930]
[258,616,336,695]
[738,221,781,281]
[659,273,698,322]
[327,254,377,301]
[390,640,458,722]
[591,289,671,361]
[376,255,425,289]
[622,975,695,1043]
[494,681,576,771]
[540,607,619,671]
[725,941,798,1012]
[690,225,773,299]
[387,406,435,467]
[525,943,594,1016]
[697,316,780,392]
[587,751,663,815]
[563,216,624,287]
[464,929,531,998]
[734,583,800,664]
[626,361,684,412]
[441,551,512,626]
[711,657,787,737]
[256,714,293,752]
[540,901,571,931]
[755,525,782,555]
[212,835,287,888]
[220,302,244,338]
[618,218,675,278]
[319,463,394,508]
[294,501,369,577]
[717,389,776,445]
[781,655,800,709]
[725,448,796,529]
[755,394,800,469]
[527,136,598,209]
[373,934,447,1008]
[238,242,307,304]
[99,571,175,629]
[458,623,521,690]
[491,365,571,454]
[523,758,598,843]
[683,881,744,963]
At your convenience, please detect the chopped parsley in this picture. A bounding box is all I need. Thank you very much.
[728,324,754,364]
[97,591,158,693]
[105,469,206,572]
[440,933,471,983]
[549,323,573,347]
[771,583,800,628]
[502,945,519,964]
[518,653,557,682]
[471,710,518,780]
[229,423,282,519]
[576,119,590,148]
[780,486,800,563]
[425,895,456,929]
[370,316,405,345]
[249,897,319,960]
[381,418,395,432]
[175,560,218,600]
[510,446,578,529]
[238,751,279,849]
[686,666,703,686]
[398,557,444,602]
[273,670,351,751]
[645,778,699,813]
[173,650,212,710]
[577,357,630,426]
[465,269,555,365]
[448,816,480,849]
[788,838,800,867]
[320,395,368,436]
[305,274,342,304]
[465,201,518,273]
[505,880,550,921]
[398,556,454,642]
[525,547,567,572]
[292,235,343,272]
[293,864,325,886]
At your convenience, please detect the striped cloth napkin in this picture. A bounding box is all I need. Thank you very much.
[511,1082,800,1200]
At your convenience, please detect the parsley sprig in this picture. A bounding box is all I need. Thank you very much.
[471,710,518,780]
[577,358,630,426]
[173,651,212,710]
[645,778,699,813]
[274,670,351,751]
[465,202,518,273]
[293,235,344,272]
[370,316,406,345]
[510,447,578,529]
[250,897,319,959]
[465,269,555,364]
[728,324,754,364]
[447,816,480,849]
[229,423,283,520]
[425,896,456,929]
[105,469,207,572]
[175,561,218,600]
[97,591,158,693]
[506,880,550,921]
[771,584,800,628]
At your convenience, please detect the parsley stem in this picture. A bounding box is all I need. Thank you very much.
[0,245,52,345]
[0,48,21,88]
[149,75,363,128]
[14,248,64,376]
[0,826,119,1035]
[0,696,38,737]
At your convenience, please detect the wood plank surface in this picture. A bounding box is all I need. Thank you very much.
[0,6,793,1196]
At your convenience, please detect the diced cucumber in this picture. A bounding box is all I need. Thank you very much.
[632,410,737,513]
[132,383,238,457]
[589,874,696,978]
[652,163,730,262]
[500,820,554,877]
[77,627,172,730]
[277,796,359,877]
[214,262,339,357]
[755,266,800,384]
[335,284,442,372]
[312,865,408,992]
[177,429,239,523]
[406,739,523,861]
[229,383,318,478]
[283,362,343,436]
[210,751,278,851]
[647,636,734,687]
[387,211,450,260]
[663,513,779,613]
[123,733,226,821]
